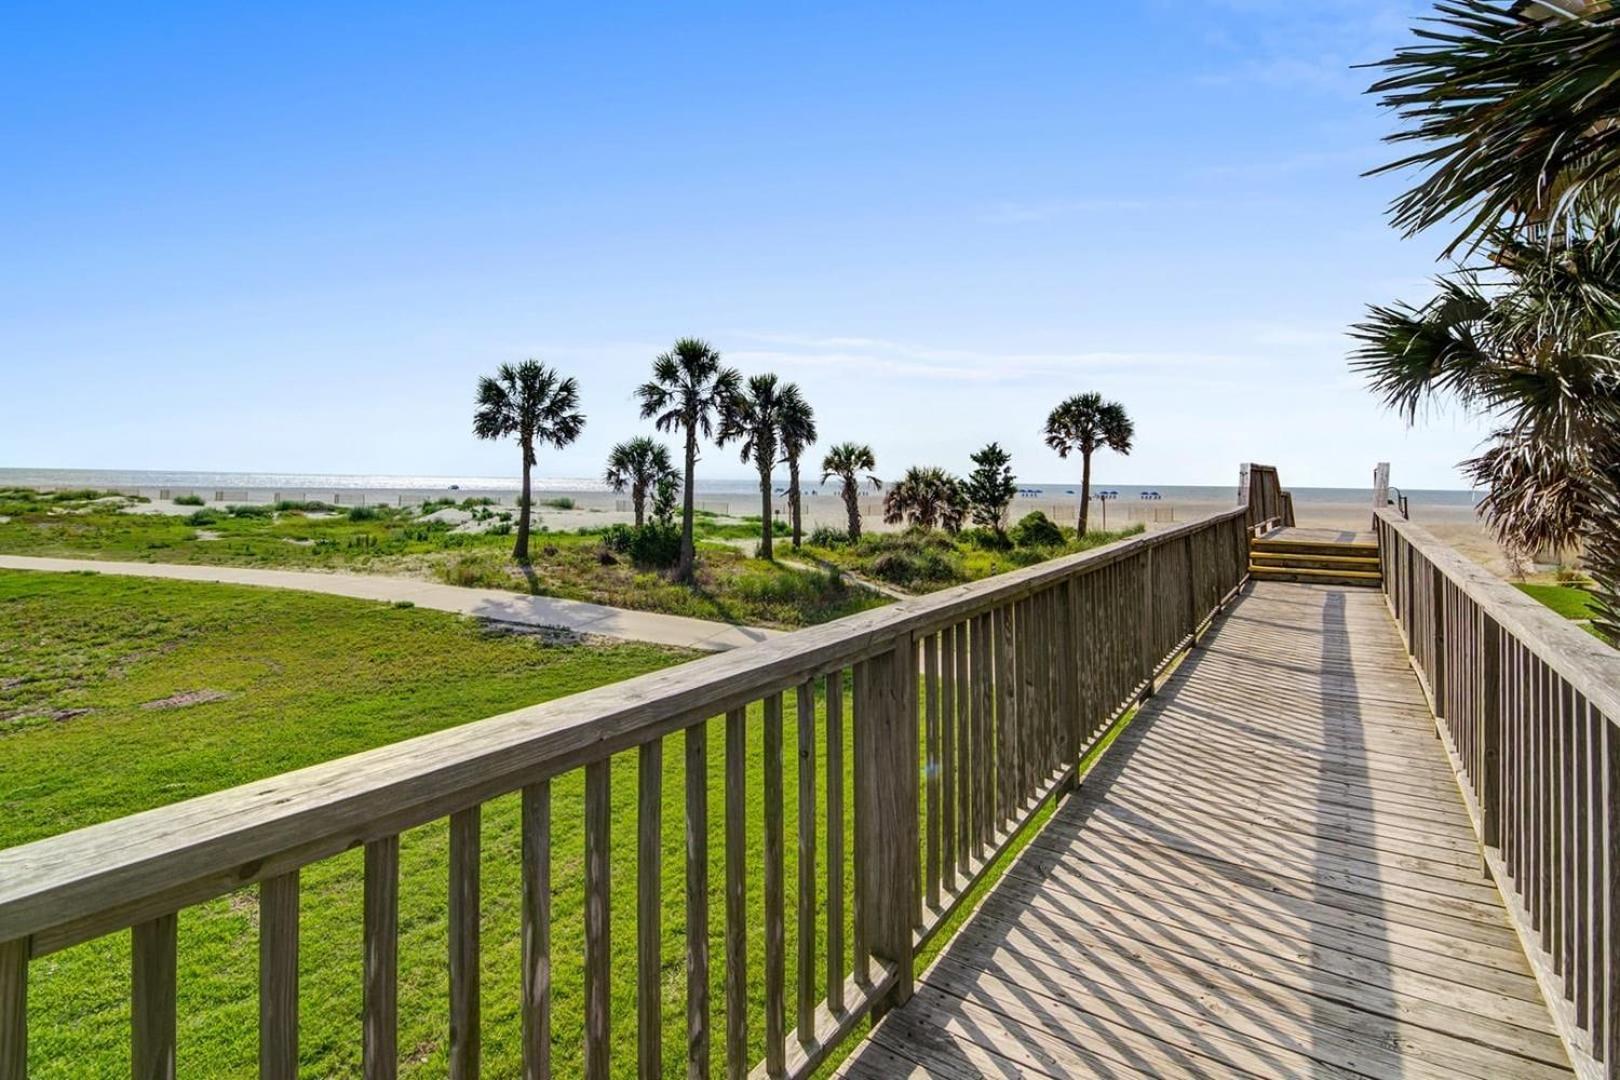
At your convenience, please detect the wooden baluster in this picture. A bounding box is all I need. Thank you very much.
[522,782,552,1080]
[954,621,971,873]
[763,693,786,1076]
[940,625,956,893]
[854,638,916,1005]
[0,938,22,1080]
[924,635,940,914]
[1019,599,1036,803]
[638,740,663,1080]
[1600,706,1617,1074]
[724,707,747,1078]
[795,680,817,1046]
[585,761,611,1080]
[974,612,992,854]
[994,604,1014,828]
[133,913,177,1080]
[684,725,709,1079]
[825,671,845,1014]
[1139,547,1155,697]
[1481,617,1502,850]
[449,808,480,1080]
[259,871,299,1080]
[364,837,399,1080]
[1063,578,1081,775]
[1574,694,1591,1026]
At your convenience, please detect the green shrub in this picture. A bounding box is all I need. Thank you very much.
[186,509,221,526]
[601,524,635,554]
[346,506,380,522]
[224,504,273,519]
[490,522,512,536]
[275,500,336,513]
[807,525,849,548]
[629,522,681,568]
[543,496,576,510]
[1010,511,1064,548]
[173,494,205,506]
[869,548,961,587]
[958,527,1012,551]
[459,496,497,509]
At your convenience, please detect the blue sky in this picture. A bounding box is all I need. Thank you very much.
[0,1,1488,488]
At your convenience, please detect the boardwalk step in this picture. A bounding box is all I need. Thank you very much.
[1251,538,1380,559]
[1248,564,1381,587]
[1251,550,1380,569]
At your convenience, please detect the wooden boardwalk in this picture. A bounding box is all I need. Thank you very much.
[840,581,1572,1079]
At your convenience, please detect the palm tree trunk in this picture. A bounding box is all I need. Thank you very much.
[1078,450,1092,536]
[845,481,861,540]
[678,428,697,582]
[633,480,646,528]
[515,448,533,561]
[789,456,803,548]
[759,463,774,560]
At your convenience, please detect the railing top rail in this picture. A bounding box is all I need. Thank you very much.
[1375,509,1620,722]
[0,506,1246,949]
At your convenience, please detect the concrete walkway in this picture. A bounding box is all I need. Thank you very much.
[0,555,781,652]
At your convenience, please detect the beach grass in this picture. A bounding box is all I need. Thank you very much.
[0,490,883,628]
[803,523,1147,592]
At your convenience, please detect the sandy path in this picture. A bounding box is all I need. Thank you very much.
[0,555,781,652]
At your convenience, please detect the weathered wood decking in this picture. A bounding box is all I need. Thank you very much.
[842,581,1572,1079]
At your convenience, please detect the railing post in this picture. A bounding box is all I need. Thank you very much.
[0,938,23,1080]
[1139,546,1155,698]
[1432,564,1447,718]
[1480,614,1502,850]
[854,634,916,1007]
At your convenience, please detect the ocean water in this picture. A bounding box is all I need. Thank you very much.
[0,466,1482,509]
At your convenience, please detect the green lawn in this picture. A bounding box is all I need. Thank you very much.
[6,569,1066,1078]
[0,489,884,628]
[1515,582,1598,622]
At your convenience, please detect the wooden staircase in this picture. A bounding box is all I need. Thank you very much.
[1249,534,1382,588]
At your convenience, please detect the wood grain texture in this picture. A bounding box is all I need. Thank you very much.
[522,782,551,1080]
[584,760,611,1080]
[824,671,845,1015]
[638,740,662,1080]
[763,693,786,1075]
[132,912,177,1080]
[448,808,480,1080]
[363,837,398,1080]
[795,680,817,1045]
[684,726,709,1080]
[842,582,1575,1080]
[724,708,747,1080]
[0,937,21,1080]
[259,871,299,1080]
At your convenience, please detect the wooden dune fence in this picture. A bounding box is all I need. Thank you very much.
[1238,463,1292,533]
[0,501,1254,1079]
[1376,511,1620,1080]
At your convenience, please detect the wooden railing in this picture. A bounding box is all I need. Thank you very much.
[1374,511,1620,1080]
[0,498,1253,1078]
[1238,462,1293,534]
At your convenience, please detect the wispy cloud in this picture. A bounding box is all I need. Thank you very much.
[724,331,1244,382]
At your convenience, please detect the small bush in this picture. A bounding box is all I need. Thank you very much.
[542,497,576,510]
[807,525,849,548]
[629,522,681,568]
[490,522,512,536]
[459,496,497,509]
[601,524,635,554]
[392,600,415,609]
[419,498,456,513]
[275,500,336,513]
[186,509,221,526]
[347,506,380,522]
[224,504,273,519]
[869,548,961,587]
[958,527,1012,551]
[173,494,205,506]
[1010,511,1064,548]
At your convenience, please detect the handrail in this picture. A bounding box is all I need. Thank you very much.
[0,499,1254,1079]
[1373,510,1619,1079]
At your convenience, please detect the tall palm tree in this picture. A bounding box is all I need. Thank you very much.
[777,384,817,549]
[821,442,880,541]
[883,466,967,533]
[1044,393,1134,535]
[720,373,789,559]
[636,339,741,582]
[1367,0,1620,252]
[473,360,586,562]
[1352,218,1620,638]
[603,436,679,528]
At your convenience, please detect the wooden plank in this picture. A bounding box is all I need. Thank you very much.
[0,937,21,1080]
[939,625,956,893]
[259,871,299,1080]
[522,782,551,1080]
[724,707,747,1079]
[363,837,398,1080]
[923,638,939,914]
[449,807,480,1080]
[638,740,663,1080]
[854,640,916,1005]
[584,760,610,1080]
[795,680,817,1045]
[132,912,177,1080]
[824,672,845,1015]
[763,693,786,1075]
[684,726,709,1080]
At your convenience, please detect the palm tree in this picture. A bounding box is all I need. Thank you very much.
[719,373,789,559]
[821,442,880,541]
[1367,0,1620,252]
[883,466,967,533]
[777,384,817,549]
[1044,393,1134,535]
[1352,218,1620,638]
[473,360,586,562]
[604,436,679,528]
[636,339,741,582]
